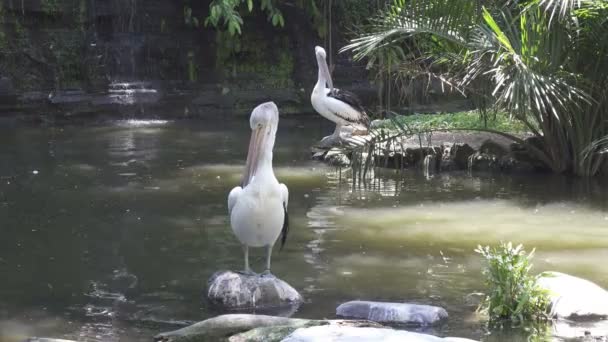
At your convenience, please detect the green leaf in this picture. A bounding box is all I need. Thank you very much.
[481,7,514,53]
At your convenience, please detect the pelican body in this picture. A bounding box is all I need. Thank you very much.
[228,102,289,275]
[311,46,370,144]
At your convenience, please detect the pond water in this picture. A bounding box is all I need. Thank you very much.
[0,116,607,342]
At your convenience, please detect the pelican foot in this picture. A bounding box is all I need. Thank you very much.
[317,135,342,148]
[237,269,257,277]
[260,270,275,278]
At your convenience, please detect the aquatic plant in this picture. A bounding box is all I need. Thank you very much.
[475,242,550,324]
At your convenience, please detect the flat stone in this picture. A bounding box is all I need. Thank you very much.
[282,325,478,342]
[207,271,302,311]
[336,301,448,326]
[154,314,382,342]
[538,271,608,319]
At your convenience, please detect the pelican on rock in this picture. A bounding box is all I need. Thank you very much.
[311,46,370,146]
[228,102,289,276]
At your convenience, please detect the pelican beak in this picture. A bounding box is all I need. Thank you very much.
[316,47,333,90]
[242,125,265,186]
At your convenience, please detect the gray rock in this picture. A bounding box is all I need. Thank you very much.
[228,320,381,342]
[324,148,350,167]
[336,301,448,326]
[154,314,382,342]
[26,339,77,342]
[538,271,608,319]
[207,271,302,311]
[440,143,475,171]
[155,314,311,342]
[498,154,537,173]
[468,152,500,172]
[282,325,478,342]
[478,139,508,157]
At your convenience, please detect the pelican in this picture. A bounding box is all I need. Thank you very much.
[311,46,370,146]
[228,102,289,275]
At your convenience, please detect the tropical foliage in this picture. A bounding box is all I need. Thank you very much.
[475,242,550,323]
[342,0,608,176]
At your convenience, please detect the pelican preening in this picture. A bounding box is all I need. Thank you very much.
[311,46,370,145]
[228,102,289,275]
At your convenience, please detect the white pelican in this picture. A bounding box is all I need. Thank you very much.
[311,46,370,146]
[228,102,289,275]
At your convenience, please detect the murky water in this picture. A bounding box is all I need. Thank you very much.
[0,117,607,341]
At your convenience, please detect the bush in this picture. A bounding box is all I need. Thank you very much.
[475,242,550,324]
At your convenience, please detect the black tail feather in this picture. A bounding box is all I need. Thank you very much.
[280,204,289,251]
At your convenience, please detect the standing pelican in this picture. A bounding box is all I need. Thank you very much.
[311,46,370,145]
[228,102,289,275]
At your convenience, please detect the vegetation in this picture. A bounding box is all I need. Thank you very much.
[343,0,608,176]
[375,111,528,133]
[475,242,550,324]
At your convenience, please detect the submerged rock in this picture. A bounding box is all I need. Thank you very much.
[282,325,477,342]
[538,271,608,319]
[207,271,302,311]
[336,301,448,326]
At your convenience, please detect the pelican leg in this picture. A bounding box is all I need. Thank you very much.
[261,245,274,277]
[332,124,342,139]
[240,245,255,276]
[318,124,342,148]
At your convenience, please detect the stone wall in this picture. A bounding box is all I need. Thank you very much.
[0,0,377,117]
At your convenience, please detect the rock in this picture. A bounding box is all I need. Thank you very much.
[228,322,324,342]
[336,301,448,326]
[324,148,350,167]
[538,272,608,319]
[154,314,312,342]
[26,339,77,342]
[440,143,475,171]
[478,139,508,158]
[207,271,302,311]
[468,152,499,172]
[282,325,478,342]
[497,154,536,173]
[154,314,382,342]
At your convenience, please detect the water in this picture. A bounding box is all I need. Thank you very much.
[0,117,607,341]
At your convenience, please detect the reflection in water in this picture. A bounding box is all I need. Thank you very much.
[0,119,607,341]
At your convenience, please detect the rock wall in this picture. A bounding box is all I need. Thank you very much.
[0,0,376,117]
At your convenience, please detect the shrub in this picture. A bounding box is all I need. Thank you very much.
[475,242,550,324]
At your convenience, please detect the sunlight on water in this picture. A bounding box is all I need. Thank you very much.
[337,200,608,250]
[115,119,169,127]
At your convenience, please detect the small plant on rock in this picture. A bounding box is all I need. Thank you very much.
[475,242,550,324]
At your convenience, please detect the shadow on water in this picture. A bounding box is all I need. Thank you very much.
[0,117,607,341]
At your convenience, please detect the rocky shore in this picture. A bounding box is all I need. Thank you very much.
[313,129,550,175]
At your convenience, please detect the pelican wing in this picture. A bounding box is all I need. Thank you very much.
[327,88,370,128]
[227,186,243,214]
[279,183,289,250]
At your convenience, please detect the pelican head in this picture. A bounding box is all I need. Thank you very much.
[314,46,333,89]
[242,102,279,186]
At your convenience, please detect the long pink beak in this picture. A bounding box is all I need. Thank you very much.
[241,126,264,186]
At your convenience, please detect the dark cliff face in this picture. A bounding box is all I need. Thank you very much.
[0,0,375,117]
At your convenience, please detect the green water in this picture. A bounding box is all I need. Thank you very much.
[0,118,607,341]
